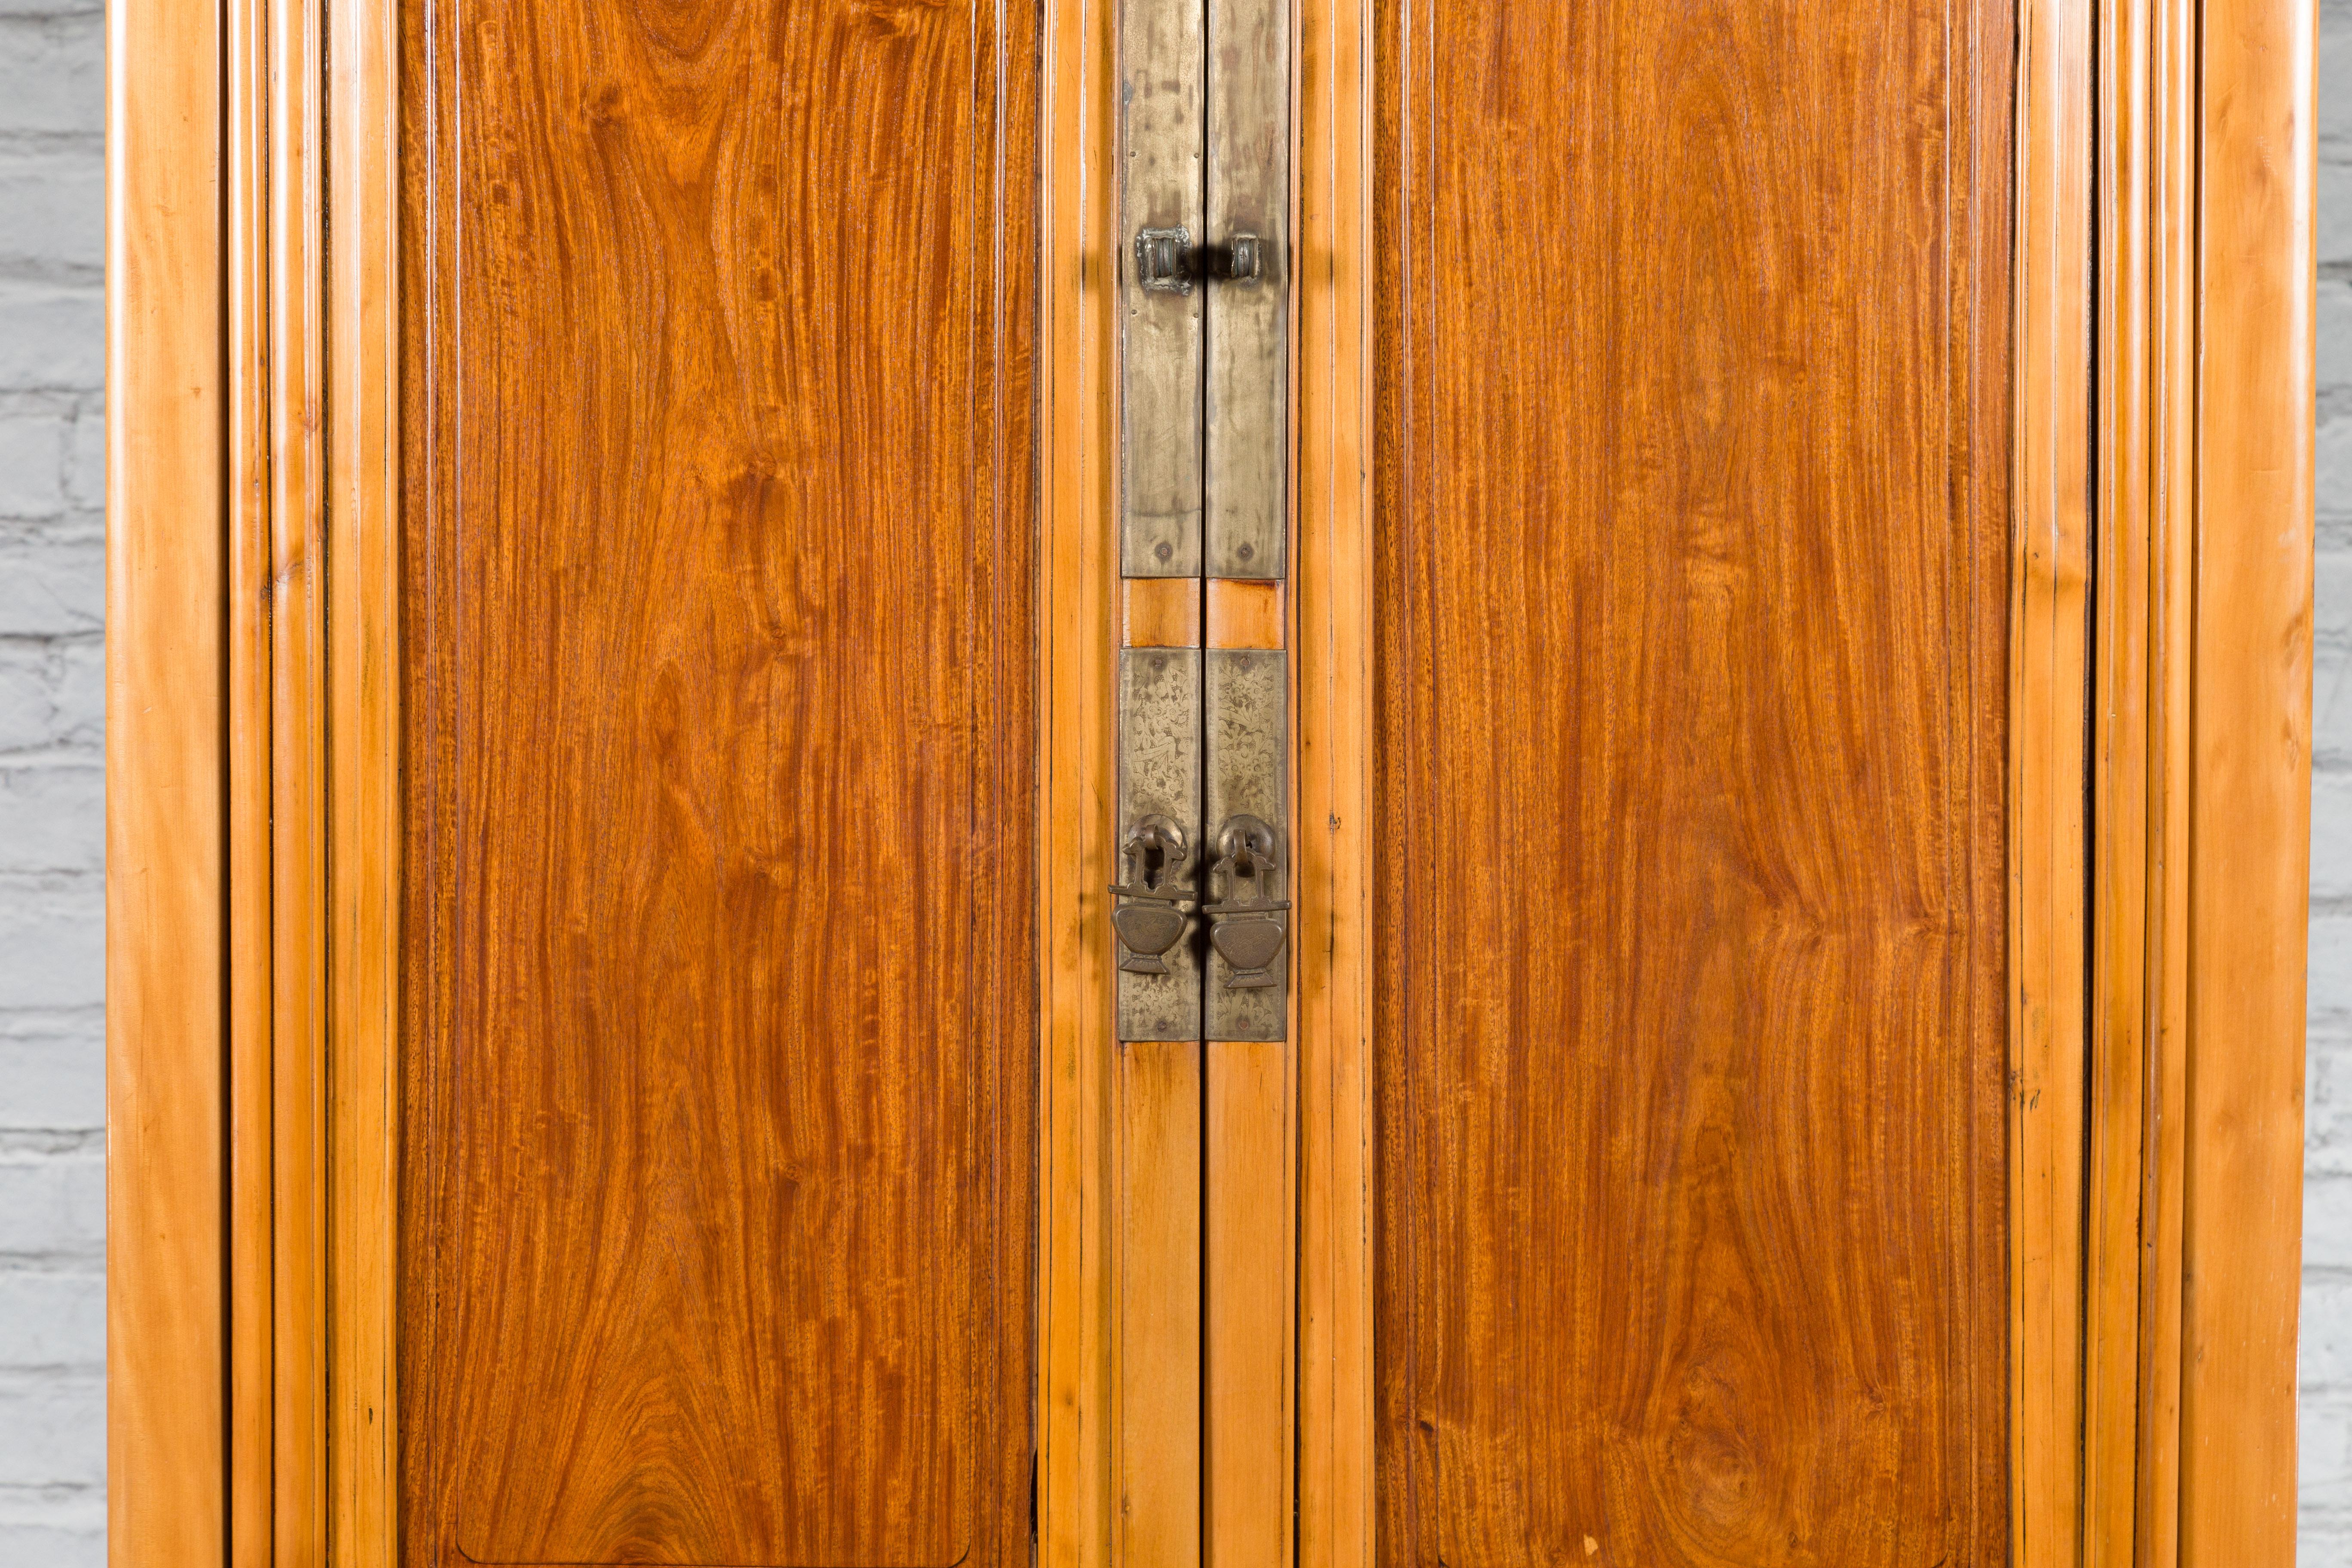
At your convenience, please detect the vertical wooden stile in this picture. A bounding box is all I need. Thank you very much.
[106,0,229,1551]
[2132,0,2200,1554]
[325,0,403,1544]
[2013,0,2096,1559]
[1292,0,1377,1557]
[265,0,328,1543]
[2177,0,2315,1556]
[2087,0,2158,1554]
[1205,1040,1295,1568]
[1040,0,1121,1556]
[223,0,273,1543]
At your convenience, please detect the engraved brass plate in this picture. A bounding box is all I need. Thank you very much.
[1117,649,1204,1040]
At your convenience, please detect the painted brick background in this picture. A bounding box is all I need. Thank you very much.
[0,0,105,1556]
[0,7,2339,1566]
[2306,3,2352,1560]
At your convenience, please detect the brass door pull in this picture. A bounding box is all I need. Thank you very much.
[1134,226,1194,294]
[1132,227,1265,293]
[1201,814,1287,989]
[1112,815,1195,975]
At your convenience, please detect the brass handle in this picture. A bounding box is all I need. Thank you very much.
[1134,226,1193,294]
[1216,232,1262,283]
[1133,227,1264,294]
[1112,815,1194,975]
[1201,814,1287,989]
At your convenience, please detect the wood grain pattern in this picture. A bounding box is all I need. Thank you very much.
[225,0,277,1541]
[1374,2,2013,1562]
[400,0,1038,1559]
[266,0,330,1548]
[1115,1040,1204,1568]
[1037,0,1121,1550]
[1037,0,1121,1554]
[2177,0,2314,1556]
[2012,0,2093,1558]
[2087,0,2156,1550]
[1206,578,1284,649]
[1127,576,1204,647]
[327,0,402,1546]
[2121,1,2199,1559]
[2131,5,2199,1559]
[105,0,228,1550]
[1292,0,1378,1556]
[2086,0,2196,1558]
[1207,1041,1295,1568]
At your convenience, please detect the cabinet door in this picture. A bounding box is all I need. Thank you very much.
[1372,2,2014,1562]
[397,1,1037,1561]
[104,0,2309,1550]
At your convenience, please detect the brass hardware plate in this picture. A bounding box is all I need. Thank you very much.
[1205,0,1287,579]
[1115,0,1290,1034]
[1205,649,1286,1039]
[1117,649,1205,1040]
[1118,0,1204,577]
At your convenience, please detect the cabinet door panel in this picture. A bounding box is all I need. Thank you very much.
[400,0,1037,1562]
[1374,3,2013,1563]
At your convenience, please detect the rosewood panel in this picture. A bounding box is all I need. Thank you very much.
[400,0,1038,1561]
[1373,2,2014,1563]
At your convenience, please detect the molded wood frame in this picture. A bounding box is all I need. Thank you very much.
[104,0,2310,1564]
[1038,0,1120,1556]
[111,0,402,1550]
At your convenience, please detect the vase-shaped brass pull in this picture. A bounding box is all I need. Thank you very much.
[1112,815,1194,975]
[1201,814,1287,989]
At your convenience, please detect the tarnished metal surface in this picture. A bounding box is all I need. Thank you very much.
[1118,649,1204,1039]
[1204,650,1286,1038]
[1120,0,1204,577]
[1205,0,1287,578]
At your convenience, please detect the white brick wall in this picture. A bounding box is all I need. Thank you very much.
[0,8,2338,1566]
[2312,3,2352,1559]
[0,0,103,1560]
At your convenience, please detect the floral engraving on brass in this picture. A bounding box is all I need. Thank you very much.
[1202,814,1287,988]
[1112,814,1196,975]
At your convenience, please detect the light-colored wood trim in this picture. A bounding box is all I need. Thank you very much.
[2089,0,2202,1560]
[1038,0,1120,1552]
[1115,1041,1206,1568]
[2083,2,2314,1561]
[266,0,328,1541]
[2087,0,2157,1549]
[324,0,403,1545]
[2177,0,2315,1556]
[1125,576,1204,647]
[224,0,337,1547]
[1205,579,1284,649]
[1291,0,1376,1553]
[105,0,228,1556]
[223,0,273,1540]
[2013,0,2095,1559]
[1206,1041,1295,1568]
[2131,1,2198,1554]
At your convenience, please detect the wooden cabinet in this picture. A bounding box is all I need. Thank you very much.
[105,0,2313,1563]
